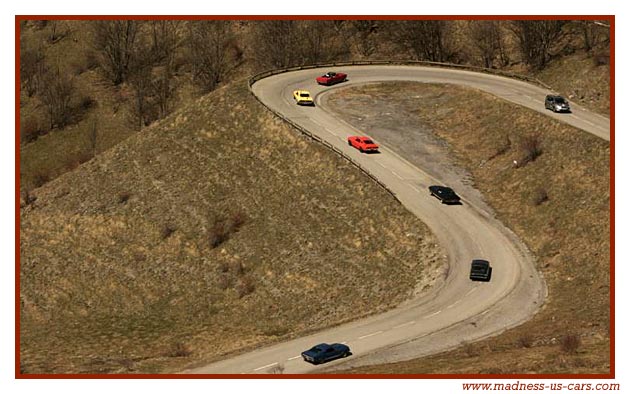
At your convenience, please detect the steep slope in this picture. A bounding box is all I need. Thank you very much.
[19,81,445,374]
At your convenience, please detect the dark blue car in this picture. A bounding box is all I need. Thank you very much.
[301,343,351,364]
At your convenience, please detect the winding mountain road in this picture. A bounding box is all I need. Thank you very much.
[185,65,609,374]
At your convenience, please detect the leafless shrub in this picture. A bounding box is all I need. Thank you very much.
[209,218,229,248]
[21,190,37,207]
[488,133,512,160]
[79,95,95,111]
[118,192,131,204]
[531,188,549,206]
[231,211,246,231]
[166,342,191,357]
[33,171,51,188]
[161,224,176,240]
[516,133,543,167]
[517,334,534,348]
[462,341,480,357]
[20,115,46,144]
[40,67,76,130]
[593,51,610,66]
[236,276,255,298]
[560,334,581,354]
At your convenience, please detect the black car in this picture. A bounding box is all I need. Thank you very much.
[301,343,351,365]
[469,259,492,282]
[428,185,461,204]
[545,95,571,113]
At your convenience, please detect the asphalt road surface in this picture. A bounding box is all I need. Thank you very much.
[186,65,608,374]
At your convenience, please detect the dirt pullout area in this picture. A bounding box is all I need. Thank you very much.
[20,81,445,374]
[322,82,610,374]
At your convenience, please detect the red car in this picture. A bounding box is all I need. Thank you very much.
[347,136,379,153]
[316,71,347,86]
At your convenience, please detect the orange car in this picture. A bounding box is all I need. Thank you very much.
[347,136,379,153]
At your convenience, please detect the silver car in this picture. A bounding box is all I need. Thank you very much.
[545,95,571,113]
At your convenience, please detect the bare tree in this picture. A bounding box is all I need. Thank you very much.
[188,21,241,93]
[40,67,75,130]
[510,20,569,70]
[352,20,379,57]
[250,20,347,69]
[91,20,141,84]
[152,65,176,120]
[48,20,67,43]
[89,119,98,156]
[20,38,47,97]
[129,66,153,129]
[148,20,183,66]
[388,20,453,62]
[576,20,607,53]
[250,20,298,69]
[468,20,506,68]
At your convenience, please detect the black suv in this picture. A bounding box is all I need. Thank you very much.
[545,95,571,113]
[469,259,492,282]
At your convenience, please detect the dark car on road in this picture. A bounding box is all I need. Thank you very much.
[470,259,492,282]
[428,185,461,204]
[301,343,351,364]
[545,95,571,113]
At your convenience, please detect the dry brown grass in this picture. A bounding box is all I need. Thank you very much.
[325,82,610,374]
[19,81,446,374]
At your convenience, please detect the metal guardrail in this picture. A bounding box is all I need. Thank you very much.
[246,60,551,203]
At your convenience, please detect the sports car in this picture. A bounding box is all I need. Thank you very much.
[428,185,461,204]
[301,343,351,364]
[293,90,314,106]
[316,71,347,86]
[469,259,492,281]
[347,135,379,153]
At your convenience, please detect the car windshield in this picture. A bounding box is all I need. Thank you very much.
[554,97,567,104]
[311,346,323,352]
[363,139,374,144]
[300,93,310,97]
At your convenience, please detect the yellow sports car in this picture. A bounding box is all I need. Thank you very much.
[293,90,314,106]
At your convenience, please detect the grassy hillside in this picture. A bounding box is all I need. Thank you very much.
[19,20,610,197]
[19,81,445,374]
[536,51,610,116]
[324,83,610,374]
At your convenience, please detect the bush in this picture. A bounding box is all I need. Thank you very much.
[560,334,581,354]
[236,276,255,298]
[517,334,534,348]
[79,95,96,111]
[21,116,46,144]
[118,192,131,204]
[161,224,176,240]
[166,342,191,358]
[531,188,549,206]
[209,219,229,248]
[516,133,543,167]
